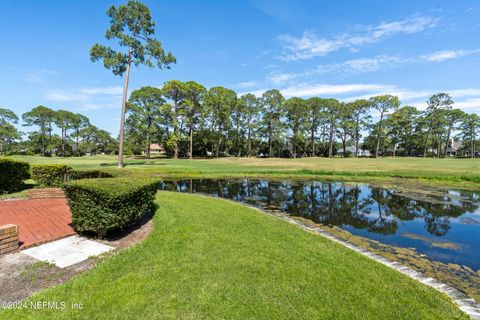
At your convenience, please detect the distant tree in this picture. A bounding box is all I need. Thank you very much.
[55,110,76,157]
[443,109,465,158]
[240,94,261,157]
[231,96,247,156]
[205,86,237,157]
[386,106,419,157]
[80,125,115,155]
[162,80,185,159]
[127,86,164,158]
[0,108,20,155]
[349,99,371,157]
[324,99,342,158]
[336,102,355,156]
[22,106,56,156]
[285,97,308,158]
[182,81,206,159]
[369,95,400,157]
[306,97,325,156]
[422,93,453,157]
[70,114,90,156]
[260,89,285,157]
[90,0,175,167]
[459,113,480,158]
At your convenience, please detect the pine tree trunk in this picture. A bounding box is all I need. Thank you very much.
[173,100,179,159]
[61,124,65,157]
[423,125,432,158]
[292,129,297,159]
[216,124,222,158]
[268,125,273,158]
[49,123,52,156]
[76,134,79,157]
[118,49,132,168]
[189,125,193,160]
[355,118,360,157]
[311,126,315,156]
[444,126,451,158]
[472,130,476,158]
[247,125,251,157]
[328,121,334,158]
[375,111,384,158]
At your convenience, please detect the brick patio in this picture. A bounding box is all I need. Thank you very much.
[0,198,75,249]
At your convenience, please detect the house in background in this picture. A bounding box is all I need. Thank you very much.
[446,139,465,157]
[337,146,371,157]
[146,143,164,155]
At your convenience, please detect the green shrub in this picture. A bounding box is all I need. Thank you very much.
[31,164,72,187]
[63,178,158,237]
[69,170,113,180]
[0,158,30,192]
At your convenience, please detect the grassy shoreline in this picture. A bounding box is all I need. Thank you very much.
[1,192,468,319]
[9,155,480,190]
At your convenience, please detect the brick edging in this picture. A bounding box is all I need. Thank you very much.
[0,224,19,255]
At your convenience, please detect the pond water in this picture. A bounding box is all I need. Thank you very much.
[158,179,480,271]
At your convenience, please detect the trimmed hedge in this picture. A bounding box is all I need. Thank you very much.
[63,178,158,237]
[0,158,30,192]
[31,165,112,187]
[69,170,113,180]
[31,164,72,187]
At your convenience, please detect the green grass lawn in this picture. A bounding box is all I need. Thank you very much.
[10,155,480,188]
[2,192,467,319]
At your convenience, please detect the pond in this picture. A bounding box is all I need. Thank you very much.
[158,179,480,271]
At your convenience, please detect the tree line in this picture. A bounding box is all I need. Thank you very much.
[123,85,479,159]
[0,106,117,156]
[1,87,479,159]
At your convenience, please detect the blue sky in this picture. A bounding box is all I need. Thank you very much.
[1,0,480,135]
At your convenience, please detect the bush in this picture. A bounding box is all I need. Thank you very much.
[69,170,113,180]
[31,164,72,187]
[63,178,158,237]
[0,158,30,192]
[343,150,353,158]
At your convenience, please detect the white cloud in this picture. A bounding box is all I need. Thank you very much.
[78,86,123,95]
[240,82,480,115]
[236,81,259,89]
[278,16,438,61]
[44,86,123,111]
[421,49,480,62]
[267,48,480,86]
[44,90,89,102]
[24,69,57,84]
[266,56,407,86]
[281,83,396,98]
[267,71,300,85]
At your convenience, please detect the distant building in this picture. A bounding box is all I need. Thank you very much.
[446,139,465,157]
[148,143,164,154]
[337,146,371,157]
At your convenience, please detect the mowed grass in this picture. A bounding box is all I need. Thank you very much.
[11,155,480,187]
[2,192,467,319]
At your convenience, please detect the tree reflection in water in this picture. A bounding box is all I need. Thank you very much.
[158,179,479,238]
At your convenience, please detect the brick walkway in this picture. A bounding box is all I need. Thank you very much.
[0,198,75,249]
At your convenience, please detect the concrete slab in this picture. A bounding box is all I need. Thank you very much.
[22,235,114,268]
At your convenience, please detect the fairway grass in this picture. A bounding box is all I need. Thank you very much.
[1,192,468,319]
[11,155,480,188]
